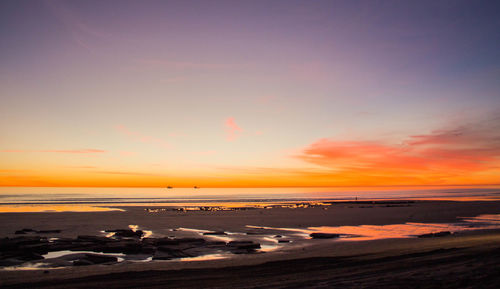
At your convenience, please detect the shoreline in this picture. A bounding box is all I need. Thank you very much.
[1,200,500,287]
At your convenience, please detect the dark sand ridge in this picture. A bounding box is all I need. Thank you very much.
[1,200,500,287]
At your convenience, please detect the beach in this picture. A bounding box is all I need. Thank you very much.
[1,200,500,288]
[3,0,500,287]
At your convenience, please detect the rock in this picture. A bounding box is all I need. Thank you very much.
[20,243,50,254]
[76,235,111,243]
[52,237,75,243]
[21,251,45,261]
[42,243,73,252]
[117,229,144,238]
[245,230,267,235]
[278,239,291,243]
[14,229,58,235]
[104,229,120,232]
[83,253,118,264]
[0,236,46,252]
[434,231,452,237]
[234,243,261,250]
[310,233,340,239]
[231,249,258,254]
[38,230,62,234]
[205,241,227,247]
[141,237,158,245]
[121,241,143,254]
[152,250,174,260]
[94,243,126,253]
[3,250,45,261]
[175,238,206,244]
[227,241,261,252]
[227,241,254,246]
[139,245,156,254]
[73,259,94,266]
[47,241,84,251]
[67,242,100,252]
[154,238,179,246]
[72,253,118,265]
[0,258,24,266]
[418,231,452,238]
[274,235,282,238]
[92,239,142,254]
[153,247,193,260]
[203,231,227,235]
[105,229,143,238]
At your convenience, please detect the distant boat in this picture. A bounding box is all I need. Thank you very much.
[194,186,199,189]
[167,186,173,189]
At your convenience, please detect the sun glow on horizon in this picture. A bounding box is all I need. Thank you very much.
[1,1,500,189]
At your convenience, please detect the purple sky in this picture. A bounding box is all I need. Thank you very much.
[1,0,500,187]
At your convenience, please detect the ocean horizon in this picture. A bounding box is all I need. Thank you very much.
[1,186,500,206]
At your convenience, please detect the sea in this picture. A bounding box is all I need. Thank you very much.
[0,186,499,212]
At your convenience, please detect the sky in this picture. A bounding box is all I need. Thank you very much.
[1,0,500,188]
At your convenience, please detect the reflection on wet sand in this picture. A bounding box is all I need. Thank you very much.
[247,214,500,241]
[462,214,500,224]
[43,250,125,259]
[177,227,283,253]
[179,253,229,262]
[0,205,124,213]
[3,213,500,271]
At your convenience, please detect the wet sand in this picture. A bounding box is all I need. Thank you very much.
[1,200,500,288]
[4,231,500,289]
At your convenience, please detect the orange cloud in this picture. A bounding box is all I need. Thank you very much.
[1,149,106,154]
[225,117,243,141]
[2,118,498,188]
[297,120,500,185]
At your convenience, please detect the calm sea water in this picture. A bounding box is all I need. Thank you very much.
[1,186,500,205]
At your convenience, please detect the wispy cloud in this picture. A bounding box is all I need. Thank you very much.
[44,0,111,53]
[1,149,106,154]
[115,125,170,149]
[257,94,277,104]
[288,61,329,83]
[191,150,217,156]
[0,169,31,173]
[63,166,98,169]
[160,76,187,83]
[225,117,243,141]
[93,170,165,177]
[135,59,236,71]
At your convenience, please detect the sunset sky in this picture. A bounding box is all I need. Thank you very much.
[1,0,500,187]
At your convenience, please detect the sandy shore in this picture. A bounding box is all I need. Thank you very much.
[1,200,500,288]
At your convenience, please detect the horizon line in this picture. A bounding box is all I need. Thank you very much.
[1,184,499,189]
